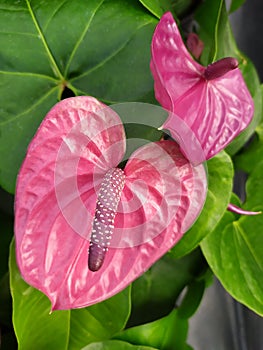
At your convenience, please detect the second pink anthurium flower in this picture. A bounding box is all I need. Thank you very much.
[150,12,254,164]
[15,96,207,310]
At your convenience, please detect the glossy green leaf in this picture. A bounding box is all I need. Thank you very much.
[170,151,233,258]
[201,162,263,315]
[128,248,207,326]
[68,288,131,349]
[10,239,70,349]
[116,309,189,350]
[0,0,157,193]
[195,0,262,154]
[82,340,158,350]
[9,240,131,349]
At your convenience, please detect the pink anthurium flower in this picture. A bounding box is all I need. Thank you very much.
[150,12,254,164]
[15,96,207,310]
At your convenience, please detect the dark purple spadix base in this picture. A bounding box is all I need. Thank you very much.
[88,168,125,272]
[204,57,239,80]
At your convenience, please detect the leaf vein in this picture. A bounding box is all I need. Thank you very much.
[70,21,154,82]
[0,86,58,127]
[25,0,63,80]
[64,0,105,76]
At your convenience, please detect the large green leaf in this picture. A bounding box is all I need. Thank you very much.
[128,248,208,326]
[9,240,131,349]
[195,0,262,154]
[82,340,158,350]
[170,151,233,258]
[201,162,263,315]
[116,309,189,350]
[0,0,157,193]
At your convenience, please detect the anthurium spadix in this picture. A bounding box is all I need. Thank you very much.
[150,12,254,164]
[15,96,207,310]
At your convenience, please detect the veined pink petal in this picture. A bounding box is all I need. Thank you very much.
[15,97,126,307]
[15,97,207,310]
[151,12,254,163]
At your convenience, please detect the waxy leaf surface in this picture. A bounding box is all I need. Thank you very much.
[150,12,254,163]
[15,96,207,310]
[0,0,158,193]
[116,309,189,350]
[201,161,263,316]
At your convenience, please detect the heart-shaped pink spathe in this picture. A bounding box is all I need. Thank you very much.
[150,12,254,164]
[15,96,207,310]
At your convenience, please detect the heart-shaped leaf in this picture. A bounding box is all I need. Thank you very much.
[201,161,263,315]
[10,239,131,349]
[15,96,207,309]
[0,0,158,193]
[150,12,254,164]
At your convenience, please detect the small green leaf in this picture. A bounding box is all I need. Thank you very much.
[170,151,233,258]
[201,162,263,315]
[81,340,158,350]
[116,309,189,350]
[9,240,131,349]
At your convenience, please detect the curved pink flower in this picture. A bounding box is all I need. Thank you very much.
[15,96,207,310]
[150,12,254,164]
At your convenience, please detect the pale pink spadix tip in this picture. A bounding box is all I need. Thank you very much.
[204,57,239,81]
[88,168,125,272]
[227,203,262,216]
